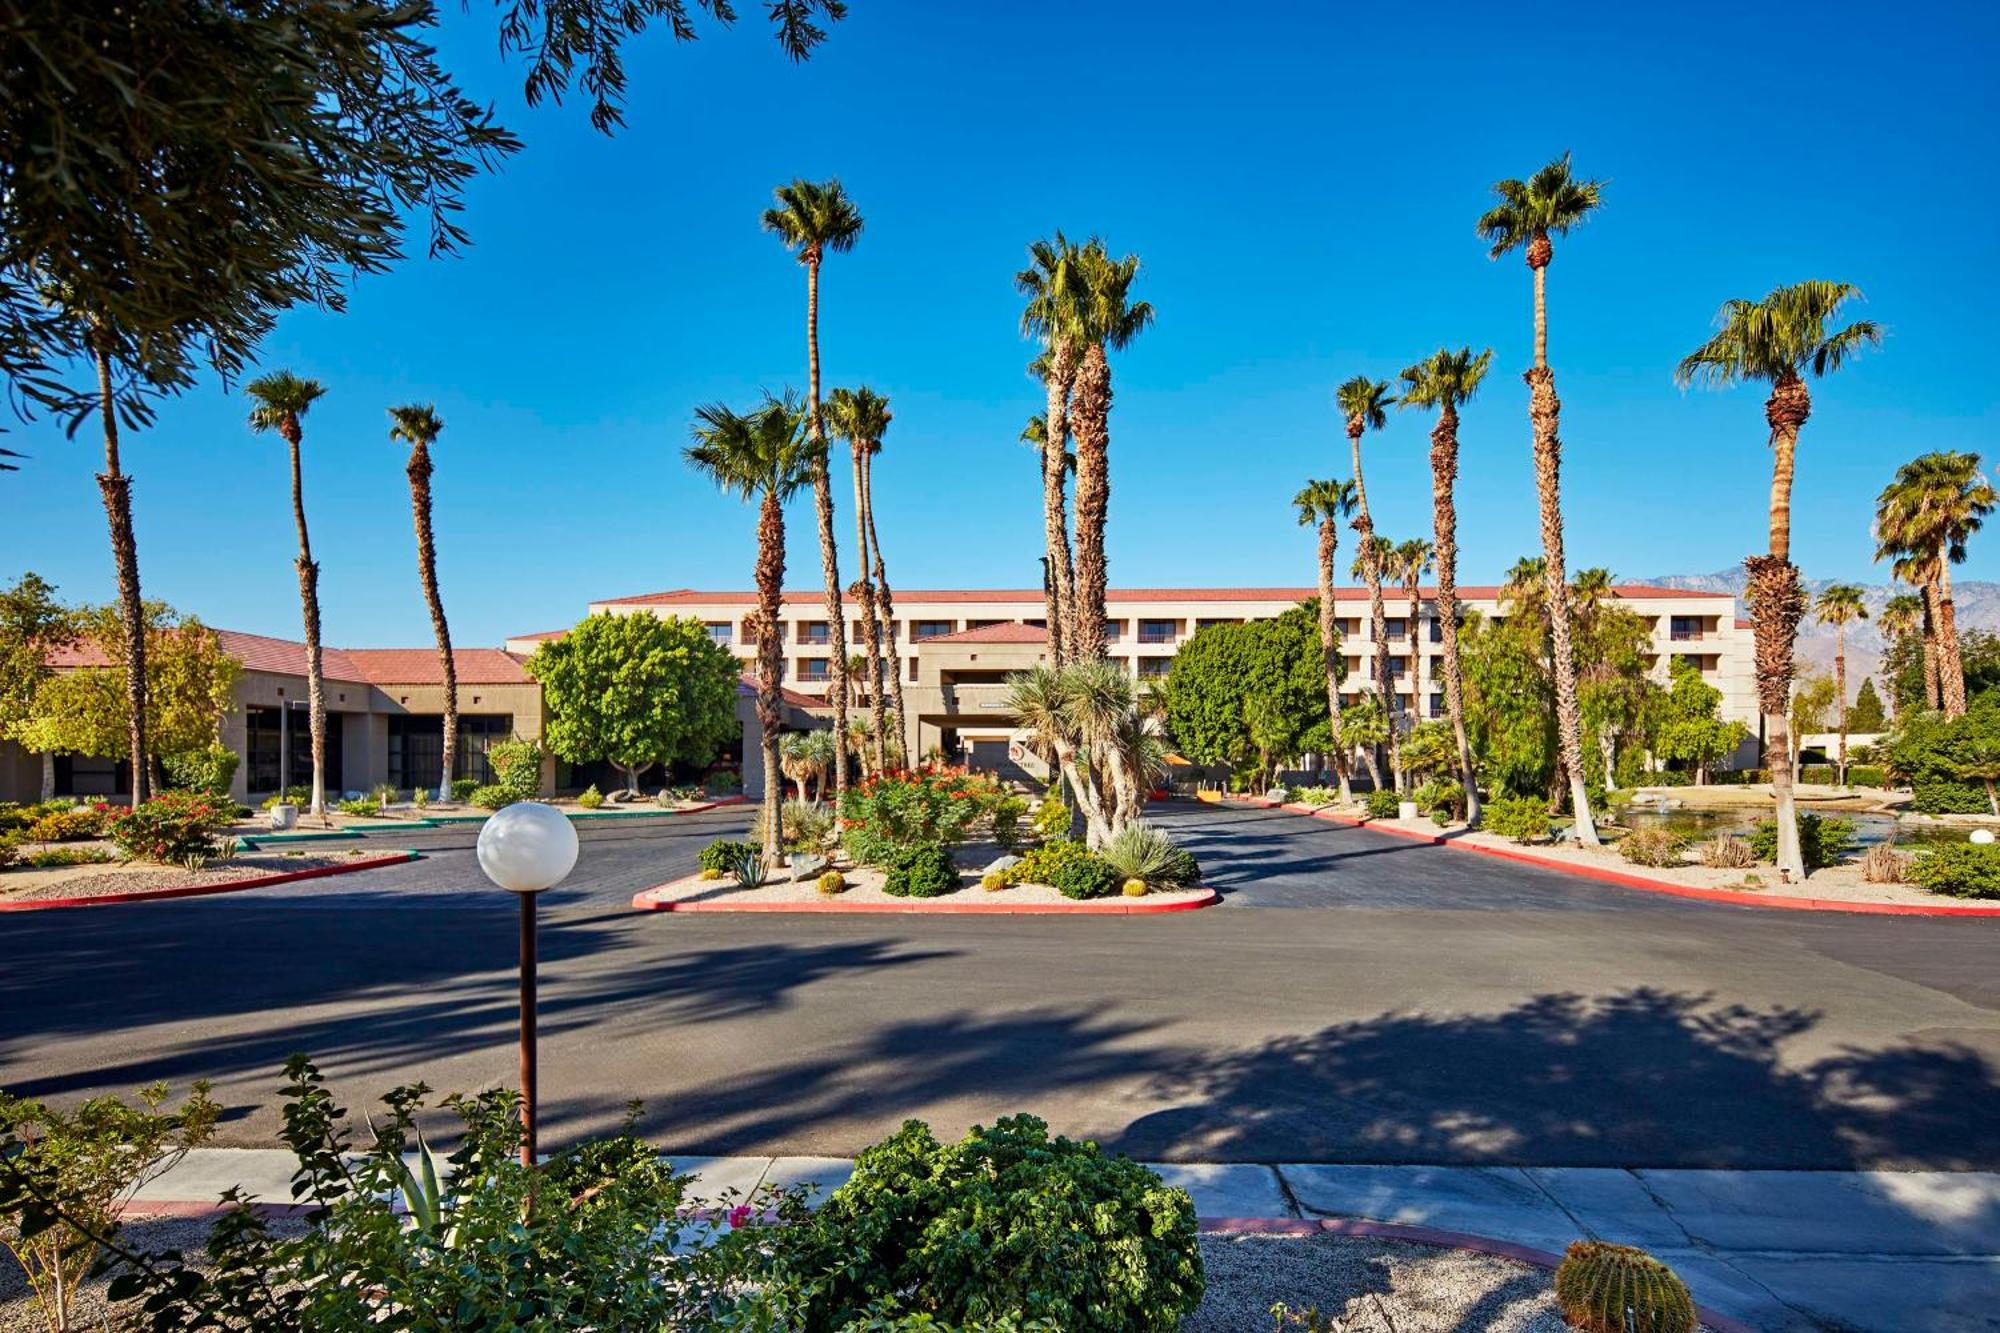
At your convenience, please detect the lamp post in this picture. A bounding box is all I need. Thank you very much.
[475,801,579,1167]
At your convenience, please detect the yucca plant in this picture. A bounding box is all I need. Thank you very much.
[1099,822,1200,887]
[1554,1240,1696,1333]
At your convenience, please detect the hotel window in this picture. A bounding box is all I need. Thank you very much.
[1670,615,1703,642]
[1137,657,1172,678]
[1429,616,1442,643]
[798,620,830,645]
[798,658,831,683]
[1103,619,1125,644]
[914,620,954,641]
[1138,619,1177,644]
[1384,617,1407,642]
[743,618,784,646]
[705,621,733,645]
[908,656,920,681]
[1429,694,1446,719]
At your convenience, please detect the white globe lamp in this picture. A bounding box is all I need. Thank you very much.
[475,801,579,1167]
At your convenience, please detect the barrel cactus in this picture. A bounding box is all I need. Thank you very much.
[1122,877,1149,897]
[1554,1240,1696,1333]
[816,870,846,895]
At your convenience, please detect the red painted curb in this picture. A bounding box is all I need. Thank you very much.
[1198,1216,1756,1333]
[0,850,421,913]
[1216,798,2000,919]
[632,873,1220,916]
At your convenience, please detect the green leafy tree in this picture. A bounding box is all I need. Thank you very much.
[1789,671,1838,780]
[1649,657,1748,784]
[528,613,739,795]
[1164,606,1329,778]
[0,574,77,800]
[1677,279,1881,878]
[1849,677,1888,733]
[1461,606,1555,799]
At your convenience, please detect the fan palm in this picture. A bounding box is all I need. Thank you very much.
[1477,152,1607,845]
[686,392,817,858]
[1339,691,1389,793]
[1875,451,1993,718]
[1018,236,1085,663]
[1335,376,1397,730]
[1812,584,1868,786]
[1390,538,1434,790]
[248,370,330,816]
[1295,478,1358,800]
[388,404,458,802]
[1677,280,1880,879]
[1877,593,1924,718]
[1400,348,1492,824]
[827,385,896,771]
[764,178,863,803]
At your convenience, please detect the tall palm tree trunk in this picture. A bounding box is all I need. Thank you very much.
[1746,374,1811,880]
[803,257,851,803]
[286,421,328,817]
[1937,558,1967,717]
[756,491,787,858]
[1069,344,1111,662]
[1406,580,1422,727]
[1833,624,1849,787]
[1919,588,1942,710]
[1315,520,1351,801]
[406,442,457,802]
[1526,253,1600,844]
[1429,407,1481,825]
[850,444,889,774]
[93,342,147,808]
[864,458,909,768]
[1349,423,1394,785]
[1042,348,1077,667]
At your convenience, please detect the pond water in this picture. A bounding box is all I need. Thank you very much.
[1607,803,1969,849]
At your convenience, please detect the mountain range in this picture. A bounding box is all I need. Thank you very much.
[1641,570,2000,695]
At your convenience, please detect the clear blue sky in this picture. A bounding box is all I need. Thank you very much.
[5,0,1996,646]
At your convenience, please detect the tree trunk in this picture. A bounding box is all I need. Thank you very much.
[851,442,889,775]
[1834,627,1849,787]
[1348,420,1394,786]
[1919,587,1942,710]
[1429,406,1481,825]
[803,258,851,804]
[865,456,909,767]
[1069,343,1111,662]
[1042,346,1077,667]
[756,491,787,859]
[40,751,55,801]
[1525,341,1599,842]
[407,442,457,802]
[1315,520,1352,802]
[287,422,328,817]
[1355,743,1383,794]
[1937,558,1967,717]
[93,343,147,808]
[1406,582,1422,730]
[1751,374,1812,881]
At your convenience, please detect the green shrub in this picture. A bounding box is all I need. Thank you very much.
[26,806,107,843]
[23,846,116,868]
[0,834,15,870]
[882,841,959,898]
[1617,827,1688,868]
[450,776,480,802]
[1048,851,1122,901]
[1747,813,1857,870]
[1613,748,1651,789]
[412,787,430,810]
[1032,795,1071,841]
[485,736,542,802]
[1554,1240,1695,1333]
[575,783,604,810]
[106,792,235,868]
[468,784,514,811]
[258,786,309,810]
[758,1115,1203,1332]
[1099,822,1201,886]
[1364,789,1400,819]
[1907,843,2000,899]
[161,743,239,796]
[699,839,758,874]
[1848,764,1888,788]
[1290,785,1338,807]
[704,769,742,795]
[335,797,380,818]
[1912,776,1990,814]
[990,793,1030,851]
[1483,795,1550,844]
[1414,777,1464,824]
[1004,836,1092,887]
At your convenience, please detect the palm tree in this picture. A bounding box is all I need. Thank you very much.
[1018,238,1085,663]
[1399,347,1492,825]
[1812,584,1868,786]
[1006,665,1114,846]
[1677,281,1881,880]
[1295,478,1358,800]
[1393,539,1436,726]
[1477,151,1606,845]
[388,404,458,803]
[685,392,816,859]
[1065,238,1153,660]
[1878,593,1924,719]
[763,178,864,804]
[827,385,896,772]
[1875,451,1994,718]
[1335,377,1397,725]
[1340,691,1389,793]
[85,324,148,806]
[248,371,330,817]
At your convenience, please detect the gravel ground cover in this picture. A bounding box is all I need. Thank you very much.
[0,850,371,903]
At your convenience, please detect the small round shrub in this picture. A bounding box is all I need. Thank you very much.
[1364,789,1400,819]
[1031,796,1070,842]
[816,870,846,896]
[468,784,513,811]
[1048,852,1122,901]
[26,806,106,843]
[450,777,480,802]
[1908,843,2000,899]
[882,842,958,898]
[1483,795,1551,844]
[1121,878,1148,897]
[1617,827,1689,868]
[0,834,18,869]
[980,870,1007,891]
[699,839,758,874]
[575,784,604,810]
[1747,813,1856,870]
[1414,778,1464,825]
[1003,836,1089,887]
[697,867,723,882]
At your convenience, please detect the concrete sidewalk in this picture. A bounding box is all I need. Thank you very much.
[133,1152,1998,1332]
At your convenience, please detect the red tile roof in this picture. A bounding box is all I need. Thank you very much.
[736,673,828,709]
[48,631,531,687]
[597,583,1725,608]
[924,622,1050,644]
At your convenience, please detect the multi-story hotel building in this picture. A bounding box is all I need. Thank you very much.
[517,584,1759,779]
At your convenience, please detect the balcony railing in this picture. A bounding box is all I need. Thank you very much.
[1137,627,1177,645]
[1669,628,1704,642]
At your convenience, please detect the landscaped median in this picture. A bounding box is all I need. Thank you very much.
[633,864,1217,915]
[0,847,419,911]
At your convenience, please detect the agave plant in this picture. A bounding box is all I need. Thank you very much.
[731,850,769,889]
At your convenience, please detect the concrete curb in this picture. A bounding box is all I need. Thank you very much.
[0,850,422,912]
[1219,796,2000,918]
[1199,1216,1758,1333]
[632,872,1221,916]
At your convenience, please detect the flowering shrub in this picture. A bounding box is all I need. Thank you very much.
[106,792,235,868]
[840,765,1003,866]
[26,805,108,843]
